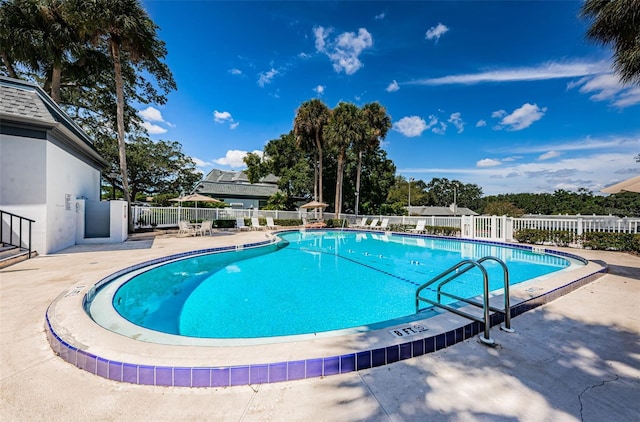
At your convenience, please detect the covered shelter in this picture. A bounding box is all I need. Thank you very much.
[0,76,125,255]
[601,175,640,194]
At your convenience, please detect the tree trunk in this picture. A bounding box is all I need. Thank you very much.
[316,132,323,220]
[111,40,133,232]
[50,63,62,103]
[334,148,345,219]
[355,150,363,216]
[1,52,18,79]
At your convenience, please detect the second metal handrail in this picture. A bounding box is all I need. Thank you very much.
[415,256,514,344]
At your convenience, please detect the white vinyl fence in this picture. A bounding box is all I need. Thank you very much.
[131,206,639,242]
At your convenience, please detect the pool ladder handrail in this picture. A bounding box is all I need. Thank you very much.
[415,256,514,345]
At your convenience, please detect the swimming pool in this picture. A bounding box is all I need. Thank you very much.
[48,230,606,387]
[88,230,571,342]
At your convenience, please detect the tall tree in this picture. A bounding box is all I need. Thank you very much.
[293,99,331,214]
[581,0,640,85]
[323,102,363,218]
[356,102,391,215]
[0,0,81,101]
[74,0,176,231]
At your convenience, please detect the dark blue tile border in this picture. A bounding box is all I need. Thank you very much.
[46,232,607,387]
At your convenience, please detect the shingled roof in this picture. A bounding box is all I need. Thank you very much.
[407,206,478,216]
[195,168,280,199]
[0,76,107,168]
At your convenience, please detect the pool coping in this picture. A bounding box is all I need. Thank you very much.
[45,231,607,387]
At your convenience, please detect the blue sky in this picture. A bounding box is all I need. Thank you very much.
[139,0,639,196]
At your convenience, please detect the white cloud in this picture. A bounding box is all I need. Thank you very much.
[139,106,165,122]
[400,151,638,195]
[314,85,325,95]
[425,23,449,42]
[139,106,172,135]
[141,121,167,135]
[494,103,547,131]
[477,158,501,167]
[538,151,561,160]
[192,157,212,167]
[613,86,640,108]
[432,121,447,135]
[313,26,373,75]
[230,122,239,130]
[410,60,610,86]
[386,80,400,92]
[491,110,506,118]
[258,68,279,87]
[213,110,233,124]
[476,120,487,127]
[568,72,640,108]
[214,150,264,169]
[448,112,464,133]
[313,26,329,52]
[503,135,639,154]
[393,116,428,137]
[375,12,385,21]
[229,68,242,76]
[502,156,521,162]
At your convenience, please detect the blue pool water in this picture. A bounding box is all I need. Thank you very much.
[108,231,570,339]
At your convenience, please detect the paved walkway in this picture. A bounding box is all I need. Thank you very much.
[1,232,638,421]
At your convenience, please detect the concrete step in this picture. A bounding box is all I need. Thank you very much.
[0,244,37,269]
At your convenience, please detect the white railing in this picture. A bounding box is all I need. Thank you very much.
[131,206,639,242]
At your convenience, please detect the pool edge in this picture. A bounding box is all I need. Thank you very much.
[45,235,607,387]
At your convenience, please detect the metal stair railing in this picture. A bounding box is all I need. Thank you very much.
[415,256,514,345]
[1,210,35,258]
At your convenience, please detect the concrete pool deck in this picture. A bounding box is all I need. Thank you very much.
[1,231,639,421]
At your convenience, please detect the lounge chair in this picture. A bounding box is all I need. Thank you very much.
[379,218,390,231]
[367,218,379,229]
[352,217,368,228]
[178,220,196,237]
[236,217,250,231]
[266,217,277,229]
[198,220,213,236]
[409,219,426,233]
[251,217,265,230]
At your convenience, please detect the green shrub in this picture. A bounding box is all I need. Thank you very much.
[514,229,577,246]
[274,219,302,227]
[214,219,237,229]
[632,234,640,253]
[325,218,346,228]
[424,225,460,236]
[514,229,547,244]
[581,232,635,251]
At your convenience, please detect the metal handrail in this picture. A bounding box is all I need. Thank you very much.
[0,210,35,257]
[415,256,514,344]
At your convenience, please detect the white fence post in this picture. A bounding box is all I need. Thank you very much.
[577,218,583,236]
[505,216,514,242]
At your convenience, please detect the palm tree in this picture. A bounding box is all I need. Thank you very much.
[356,102,391,215]
[581,0,640,85]
[293,99,331,216]
[324,102,363,218]
[0,0,80,101]
[74,0,175,231]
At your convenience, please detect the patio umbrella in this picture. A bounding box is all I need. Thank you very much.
[170,193,222,221]
[300,200,329,220]
[300,200,329,209]
[600,175,640,194]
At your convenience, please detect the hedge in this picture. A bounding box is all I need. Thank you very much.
[514,228,640,252]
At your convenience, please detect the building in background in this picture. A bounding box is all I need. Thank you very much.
[193,169,280,209]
